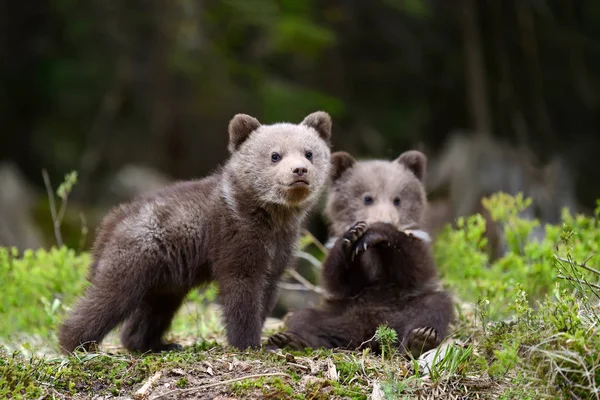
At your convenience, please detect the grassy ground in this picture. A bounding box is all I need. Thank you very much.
[1,193,600,399]
[0,303,503,400]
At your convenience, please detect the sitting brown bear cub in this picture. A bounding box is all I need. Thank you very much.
[266,150,455,357]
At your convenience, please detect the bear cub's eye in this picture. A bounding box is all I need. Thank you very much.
[271,152,281,162]
[364,195,374,205]
[393,197,401,206]
[305,151,313,161]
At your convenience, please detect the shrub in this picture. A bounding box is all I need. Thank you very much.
[0,247,90,341]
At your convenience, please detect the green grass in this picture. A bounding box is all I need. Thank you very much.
[1,192,600,398]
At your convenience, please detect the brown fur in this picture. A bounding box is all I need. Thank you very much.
[266,150,454,357]
[58,112,333,354]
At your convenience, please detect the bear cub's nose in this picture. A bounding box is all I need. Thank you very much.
[293,167,308,177]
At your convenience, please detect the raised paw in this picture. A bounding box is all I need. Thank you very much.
[406,327,440,357]
[265,332,308,351]
[341,221,368,249]
[352,229,393,260]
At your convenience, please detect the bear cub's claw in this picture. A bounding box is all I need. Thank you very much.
[342,221,368,249]
[407,326,440,357]
[266,332,307,351]
[266,332,290,348]
[352,229,394,260]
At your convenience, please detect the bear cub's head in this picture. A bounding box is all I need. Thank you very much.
[226,111,332,208]
[325,150,427,237]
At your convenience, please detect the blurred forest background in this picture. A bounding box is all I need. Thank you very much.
[1,0,600,252]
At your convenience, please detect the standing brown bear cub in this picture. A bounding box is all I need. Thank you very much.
[59,112,333,354]
[267,150,455,357]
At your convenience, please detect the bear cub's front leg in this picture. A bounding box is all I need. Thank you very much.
[321,221,369,298]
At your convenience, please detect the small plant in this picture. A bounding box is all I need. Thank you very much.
[176,377,188,388]
[374,324,398,361]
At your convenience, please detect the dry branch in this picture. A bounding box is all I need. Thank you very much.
[135,371,163,399]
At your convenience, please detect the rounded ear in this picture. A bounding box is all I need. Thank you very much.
[330,151,356,182]
[396,150,427,182]
[228,114,261,153]
[301,111,332,143]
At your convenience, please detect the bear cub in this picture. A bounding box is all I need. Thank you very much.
[267,150,454,357]
[59,111,333,354]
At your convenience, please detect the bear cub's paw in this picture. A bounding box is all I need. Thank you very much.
[155,342,184,352]
[132,342,183,354]
[352,223,400,259]
[406,326,440,358]
[342,221,368,249]
[265,332,308,351]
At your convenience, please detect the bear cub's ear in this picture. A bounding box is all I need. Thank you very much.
[396,150,427,182]
[228,114,262,153]
[330,151,356,182]
[301,111,332,143]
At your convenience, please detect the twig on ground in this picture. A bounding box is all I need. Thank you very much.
[359,332,378,350]
[42,169,63,247]
[288,362,310,370]
[135,371,163,399]
[150,372,291,400]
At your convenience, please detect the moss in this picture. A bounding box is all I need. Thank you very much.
[230,376,299,398]
[0,348,45,399]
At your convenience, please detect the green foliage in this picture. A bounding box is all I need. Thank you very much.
[0,247,90,342]
[169,282,225,341]
[425,344,473,382]
[434,191,600,320]
[433,192,600,397]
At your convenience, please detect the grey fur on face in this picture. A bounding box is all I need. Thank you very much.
[227,118,331,210]
[325,150,427,238]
